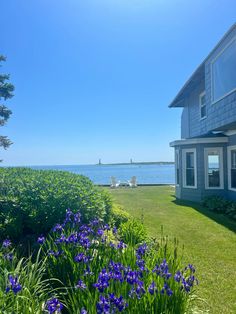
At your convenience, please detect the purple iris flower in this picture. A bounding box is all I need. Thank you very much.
[153,259,172,279]
[6,275,22,294]
[117,241,127,250]
[45,298,63,313]
[148,281,157,295]
[52,224,63,233]
[161,282,173,296]
[96,295,110,313]
[76,280,87,289]
[2,239,11,248]
[37,236,45,245]
[174,271,182,283]
[81,308,87,314]
[97,229,104,237]
[4,253,14,262]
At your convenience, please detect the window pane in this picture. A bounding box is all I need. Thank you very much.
[201,105,206,118]
[200,94,206,105]
[231,150,236,169]
[231,150,236,188]
[208,154,220,187]
[186,169,195,186]
[176,169,180,185]
[231,169,236,188]
[212,39,236,101]
[186,152,194,168]
[176,151,180,185]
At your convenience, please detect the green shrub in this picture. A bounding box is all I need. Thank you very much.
[111,204,130,227]
[120,218,147,245]
[0,167,113,242]
[202,196,229,214]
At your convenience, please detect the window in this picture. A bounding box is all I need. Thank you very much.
[228,146,236,191]
[212,38,236,102]
[175,150,180,185]
[199,92,206,119]
[204,148,223,189]
[182,149,197,188]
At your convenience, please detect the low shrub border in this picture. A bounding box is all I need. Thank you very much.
[202,196,236,221]
[0,168,113,242]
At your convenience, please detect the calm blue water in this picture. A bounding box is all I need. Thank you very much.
[30,164,175,185]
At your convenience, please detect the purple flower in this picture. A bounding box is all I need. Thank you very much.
[109,294,128,312]
[96,295,110,313]
[48,250,63,258]
[148,281,157,295]
[55,234,67,244]
[37,236,45,245]
[125,270,140,285]
[81,308,87,314]
[74,212,81,224]
[4,253,14,262]
[174,271,182,283]
[161,282,173,296]
[153,259,172,279]
[136,243,148,257]
[6,275,22,294]
[74,253,92,264]
[45,298,63,313]
[76,280,87,289]
[2,239,11,248]
[103,224,110,231]
[112,227,118,235]
[84,266,93,276]
[97,229,104,237]
[117,241,127,250]
[52,224,63,233]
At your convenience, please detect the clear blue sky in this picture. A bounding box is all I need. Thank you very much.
[1,0,235,165]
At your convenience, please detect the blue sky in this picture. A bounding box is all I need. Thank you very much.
[1,0,235,165]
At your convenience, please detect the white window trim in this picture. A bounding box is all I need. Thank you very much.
[227,145,236,191]
[199,91,206,120]
[175,149,180,186]
[211,36,236,104]
[204,147,224,190]
[182,148,197,189]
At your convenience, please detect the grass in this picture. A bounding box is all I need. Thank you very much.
[109,186,236,314]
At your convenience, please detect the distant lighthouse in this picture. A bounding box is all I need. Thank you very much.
[98,159,102,165]
[130,158,133,164]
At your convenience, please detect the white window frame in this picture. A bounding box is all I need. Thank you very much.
[204,147,224,189]
[211,36,236,104]
[227,145,236,191]
[182,148,197,189]
[175,149,180,186]
[199,91,206,120]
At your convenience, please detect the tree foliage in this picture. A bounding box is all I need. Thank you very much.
[0,55,14,152]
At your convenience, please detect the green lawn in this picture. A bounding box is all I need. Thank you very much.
[109,186,236,314]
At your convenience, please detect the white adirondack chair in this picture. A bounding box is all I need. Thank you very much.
[110,176,120,188]
[128,176,137,187]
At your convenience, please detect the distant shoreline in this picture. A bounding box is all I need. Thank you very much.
[96,161,174,166]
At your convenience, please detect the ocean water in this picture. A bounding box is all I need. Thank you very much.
[31,164,175,185]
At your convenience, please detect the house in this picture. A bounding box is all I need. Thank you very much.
[169,23,236,202]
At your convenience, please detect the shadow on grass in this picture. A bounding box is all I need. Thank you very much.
[173,198,236,233]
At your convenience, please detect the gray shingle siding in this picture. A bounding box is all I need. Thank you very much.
[183,26,236,139]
